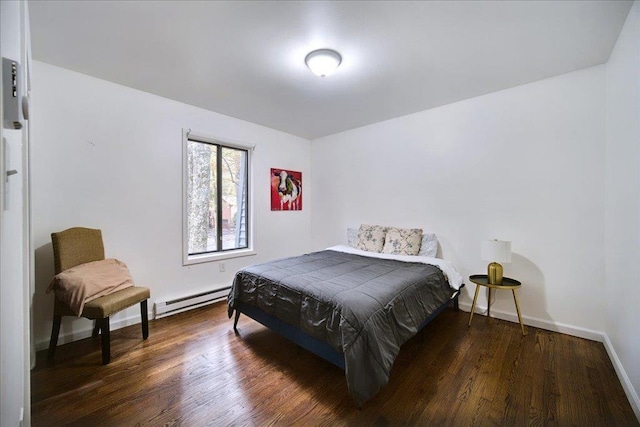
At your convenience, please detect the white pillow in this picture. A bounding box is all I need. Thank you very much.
[382,227,423,256]
[355,224,387,253]
[347,228,358,247]
[417,233,438,257]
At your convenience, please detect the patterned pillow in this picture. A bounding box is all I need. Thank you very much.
[417,233,438,257]
[356,224,387,252]
[381,227,423,256]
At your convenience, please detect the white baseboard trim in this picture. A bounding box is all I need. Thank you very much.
[458,301,603,342]
[35,309,153,352]
[602,333,640,421]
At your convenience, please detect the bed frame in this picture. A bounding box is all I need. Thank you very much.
[232,283,465,370]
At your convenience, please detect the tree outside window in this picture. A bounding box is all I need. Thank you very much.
[186,137,249,256]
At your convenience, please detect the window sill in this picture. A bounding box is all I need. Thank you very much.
[183,248,256,266]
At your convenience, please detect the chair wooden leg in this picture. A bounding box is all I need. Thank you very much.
[140,300,149,340]
[92,320,101,337]
[47,314,62,360]
[101,317,111,365]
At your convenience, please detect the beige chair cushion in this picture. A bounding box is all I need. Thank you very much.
[81,286,150,319]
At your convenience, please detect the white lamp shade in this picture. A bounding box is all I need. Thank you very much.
[305,49,342,77]
[481,240,512,263]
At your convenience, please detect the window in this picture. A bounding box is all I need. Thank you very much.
[183,130,253,264]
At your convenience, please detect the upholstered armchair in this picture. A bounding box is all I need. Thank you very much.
[47,227,150,364]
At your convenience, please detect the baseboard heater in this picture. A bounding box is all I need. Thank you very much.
[154,286,231,318]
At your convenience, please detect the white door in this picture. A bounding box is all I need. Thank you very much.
[0,1,31,425]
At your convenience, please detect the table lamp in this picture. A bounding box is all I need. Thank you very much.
[481,239,511,285]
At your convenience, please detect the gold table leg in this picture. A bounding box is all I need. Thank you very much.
[468,284,481,326]
[512,289,526,335]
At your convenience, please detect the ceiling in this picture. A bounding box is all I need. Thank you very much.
[29,1,632,140]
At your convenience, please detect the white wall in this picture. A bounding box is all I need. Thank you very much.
[311,66,606,335]
[605,0,640,418]
[1,1,29,425]
[31,61,312,349]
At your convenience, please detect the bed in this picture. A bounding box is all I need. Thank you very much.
[227,244,464,405]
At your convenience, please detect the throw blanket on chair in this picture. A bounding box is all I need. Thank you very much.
[46,258,134,316]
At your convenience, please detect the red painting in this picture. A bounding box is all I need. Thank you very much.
[271,168,302,211]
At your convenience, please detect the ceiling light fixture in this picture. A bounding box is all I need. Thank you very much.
[305,49,342,78]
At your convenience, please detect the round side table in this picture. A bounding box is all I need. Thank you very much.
[467,274,526,335]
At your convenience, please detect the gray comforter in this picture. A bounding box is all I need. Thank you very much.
[227,249,454,405]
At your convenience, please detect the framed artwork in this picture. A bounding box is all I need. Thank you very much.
[271,168,302,211]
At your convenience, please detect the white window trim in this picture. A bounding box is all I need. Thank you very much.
[182,129,256,266]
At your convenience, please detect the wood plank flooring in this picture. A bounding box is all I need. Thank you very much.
[31,302,638,426]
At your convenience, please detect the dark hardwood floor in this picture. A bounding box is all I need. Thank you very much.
[31,302,638,426]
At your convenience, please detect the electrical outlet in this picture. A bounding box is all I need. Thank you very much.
[219,262,225,272]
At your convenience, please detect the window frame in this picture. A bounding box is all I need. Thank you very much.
[182,129,255,266]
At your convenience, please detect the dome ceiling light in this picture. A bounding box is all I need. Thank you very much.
[304,49,342,78]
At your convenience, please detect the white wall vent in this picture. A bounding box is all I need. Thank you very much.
[154,286,230,319]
